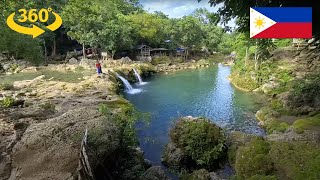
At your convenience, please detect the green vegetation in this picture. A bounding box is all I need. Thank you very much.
[235,138,273,179]
[0,96,15,108]
[292,113,320,133]
[0,83,14,90]
[229,72,259,91]
[0,69,93,84]
[269,141,320,179]
[181,169,211,180]
[273,39,292,48]
[169,118,226,169]
[266,119,289,134]
[99,99,150,148]
[235,138,320,180]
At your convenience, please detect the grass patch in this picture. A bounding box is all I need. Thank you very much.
[0,69,94,84]
[292,113,320,133]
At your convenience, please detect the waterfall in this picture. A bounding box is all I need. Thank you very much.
[133,68,148,85]
[133,68,143,83]
[116,73,142,94]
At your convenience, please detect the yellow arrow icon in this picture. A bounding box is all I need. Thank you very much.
[6,13,45,38]
[46,11,62,31]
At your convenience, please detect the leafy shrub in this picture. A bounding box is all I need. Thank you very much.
[274,39,291,48]
[0,83,14,90]
[151,56,171,65]
[169,118,226,169]
[0,97,15,108]
[235,138,273,179]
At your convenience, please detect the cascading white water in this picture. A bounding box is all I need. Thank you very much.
[133,68,143,83]
[133,68,148,85]
[116,73,142,94]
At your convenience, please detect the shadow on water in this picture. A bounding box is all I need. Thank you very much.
[123,64,267,178]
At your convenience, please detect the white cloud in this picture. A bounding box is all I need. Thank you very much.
[140,0,236,28]
[140,0,216,18]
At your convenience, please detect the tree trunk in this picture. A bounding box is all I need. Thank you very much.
[111,50,116,60]
[254,41,259,71]
[82,43,85,59]
[245,47,248,67]
[43,41,47,64]
[51,38,56,57]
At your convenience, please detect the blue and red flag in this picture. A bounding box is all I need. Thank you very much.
[250,7,312,38]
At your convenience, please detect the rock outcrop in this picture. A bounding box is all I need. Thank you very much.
[9,107,120,180]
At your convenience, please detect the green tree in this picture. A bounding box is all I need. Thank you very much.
[172,16,205,50]
[62,0,133,58]
[125,12,169,47]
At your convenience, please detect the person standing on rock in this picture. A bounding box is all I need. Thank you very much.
[96,60,102,76]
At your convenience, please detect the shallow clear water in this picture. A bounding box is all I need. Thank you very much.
[124,64,266,166]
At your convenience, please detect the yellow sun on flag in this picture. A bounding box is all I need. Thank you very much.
[254,17,265,29]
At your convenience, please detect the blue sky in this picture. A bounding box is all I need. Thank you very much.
[139,0,235,27]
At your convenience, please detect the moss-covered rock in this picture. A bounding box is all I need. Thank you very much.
[162,117,226,172]
[269,141,320,179]
[229,72,260,92]
[235,138,273,179]
[265,119,289,134]
[292,113,320,133]
[234,138,320,180]
[255,107,280,122]
[180,169,224,180]
[227,131,258,165]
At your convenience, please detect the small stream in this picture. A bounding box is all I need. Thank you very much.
[123,64,267,176]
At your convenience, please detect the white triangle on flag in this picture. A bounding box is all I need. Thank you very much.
[250,8,276,38]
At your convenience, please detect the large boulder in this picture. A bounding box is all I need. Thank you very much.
[79,58,95,69]
[68,58,79,65]
[9,107,120,180]
[162,117,226,171]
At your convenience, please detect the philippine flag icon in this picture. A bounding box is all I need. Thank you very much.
[250,7,312,38]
